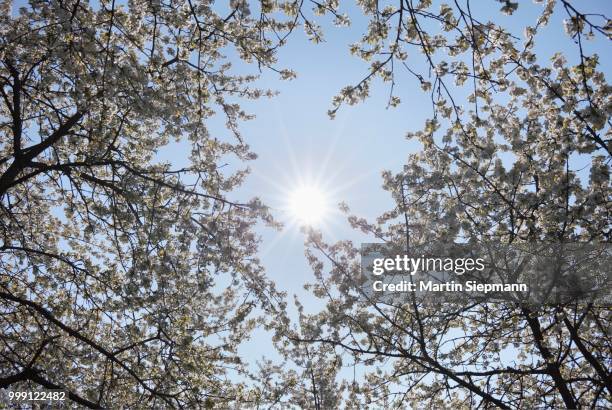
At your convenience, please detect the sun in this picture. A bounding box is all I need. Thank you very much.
[287,185,329,226]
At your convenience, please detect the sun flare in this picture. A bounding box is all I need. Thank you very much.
[287,185,329,226]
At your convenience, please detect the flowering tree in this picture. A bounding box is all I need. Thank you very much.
[247,339,346,409]
[0,0,340,407]
[287,0,611,408]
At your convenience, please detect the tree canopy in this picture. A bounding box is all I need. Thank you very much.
[0,0,610,408]
[280,0,611,408]
[0,0,306,406]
